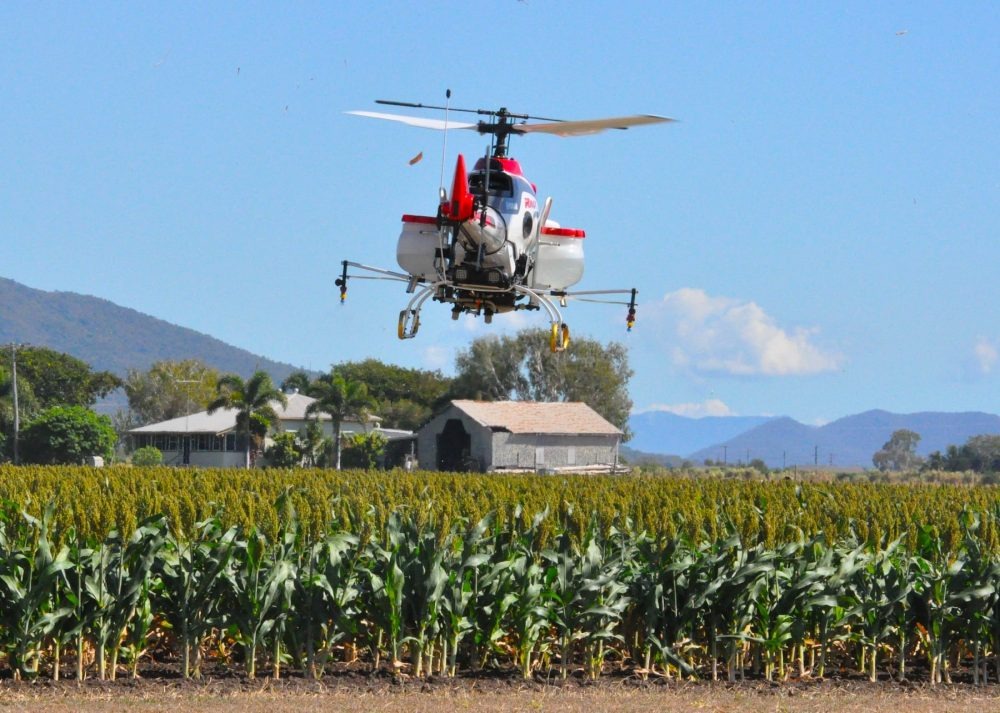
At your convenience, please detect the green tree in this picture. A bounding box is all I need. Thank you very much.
[280,371,313,395]
[15,346,122,409]
[305,373,374,470]
[340,430,388,470]
[265,432,303,468]
[449,328,634,436]
[207,371,287,469]
[297,421,328,468]
[927,434,1000,473]
[131,446,163,466]
[873,429,923,472]
[19,405,117,464]
[124,359,220,425]
[331,359,452,430]
[965,435,1000,472]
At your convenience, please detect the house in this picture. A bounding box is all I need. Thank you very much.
[417,400,623,473]
[129,392,412,467]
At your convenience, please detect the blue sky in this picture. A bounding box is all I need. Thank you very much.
[2,2,997,424]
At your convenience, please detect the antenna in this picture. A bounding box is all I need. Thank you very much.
[438,88,451,197]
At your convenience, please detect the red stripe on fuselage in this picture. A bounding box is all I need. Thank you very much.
[541,226,586,238]
[401,214,437,224]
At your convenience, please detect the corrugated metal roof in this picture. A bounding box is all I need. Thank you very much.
[129,408,236,434]
[449,400,621,436]
[130,392,330,434]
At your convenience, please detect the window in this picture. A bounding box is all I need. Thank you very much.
[469,172,512,196]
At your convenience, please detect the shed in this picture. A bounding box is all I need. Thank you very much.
[417,400,622,473]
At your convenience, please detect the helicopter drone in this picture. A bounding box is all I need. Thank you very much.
[338,96,672,352]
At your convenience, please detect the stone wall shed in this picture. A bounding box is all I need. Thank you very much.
[417,400,622,473]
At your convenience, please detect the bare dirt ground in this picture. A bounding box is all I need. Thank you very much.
[4,673,1000,713]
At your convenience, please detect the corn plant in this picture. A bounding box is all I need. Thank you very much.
[226,526,297,679]
[77,516,166,680]
[910,524,964,684]
[804,537,866,678]
[543,515,630,680]
[155,514,239,678]
[0,501,73,679]
[394,510,448,677]
[949,522,1000,685]
[439,514,492,676]
[290,525,363,678]
[363,515,407,669]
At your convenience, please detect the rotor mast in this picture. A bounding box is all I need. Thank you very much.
[477,107,526,158]
[375,99,550,158]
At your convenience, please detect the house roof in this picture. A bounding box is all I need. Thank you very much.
[130,393,350,435]
[447,400,622,436]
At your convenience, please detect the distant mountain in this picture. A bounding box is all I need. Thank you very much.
[619,446,684,468]
[687,410,1000,469]
[627,410,773,455]
[0,276,305,381]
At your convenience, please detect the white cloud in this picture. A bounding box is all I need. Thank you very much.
[646,288,842,377]
[636,398,735,418]
[974,337,998,375]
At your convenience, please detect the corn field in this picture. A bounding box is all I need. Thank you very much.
[4,469,1000,683]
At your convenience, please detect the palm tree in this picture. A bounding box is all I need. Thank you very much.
[207,370,288,469]
[305,373,374,470]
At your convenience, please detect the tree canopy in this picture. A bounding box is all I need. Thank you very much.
[330,359,452,431]
[873,429,923,472]
[14,346,121,410]
[124,358,221,425]
[926,434,1000,473]
[449,328,633,436]
[19,405,117,465]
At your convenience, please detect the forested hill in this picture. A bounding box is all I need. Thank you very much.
[0,276,303,380]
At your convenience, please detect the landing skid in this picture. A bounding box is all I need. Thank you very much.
[337,260,635,354]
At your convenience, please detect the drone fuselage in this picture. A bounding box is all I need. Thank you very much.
[396,155,584,317]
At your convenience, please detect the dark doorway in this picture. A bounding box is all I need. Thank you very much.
[437,419,472,471]
[183,436,191,465]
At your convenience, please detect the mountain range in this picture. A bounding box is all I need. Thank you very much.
[3,275,998,465]
[630,410,1000,469]
[0,276,303,381]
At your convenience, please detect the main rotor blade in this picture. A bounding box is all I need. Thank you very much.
[346,110,478,131]
[518,114,675,137]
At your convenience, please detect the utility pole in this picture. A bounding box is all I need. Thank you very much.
[722,445,728,465]
[814,445,819,466]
